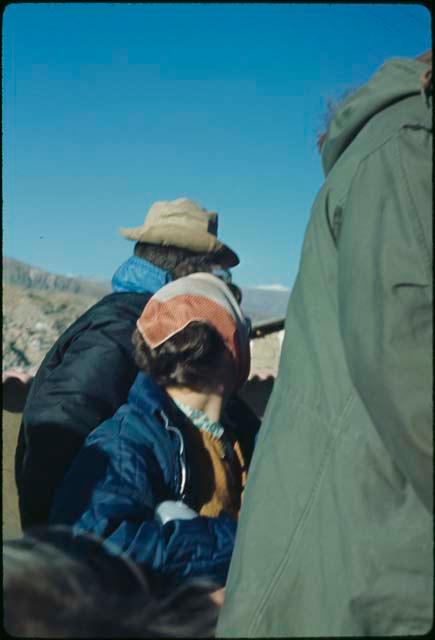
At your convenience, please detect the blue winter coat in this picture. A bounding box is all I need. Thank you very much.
[49,372,237,586]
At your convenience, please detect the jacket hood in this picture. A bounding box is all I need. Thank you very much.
[321,57,430,176]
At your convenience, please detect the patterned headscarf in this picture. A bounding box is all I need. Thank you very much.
[137,273,251,388]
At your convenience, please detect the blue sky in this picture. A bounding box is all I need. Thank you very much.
[3,3,431,288]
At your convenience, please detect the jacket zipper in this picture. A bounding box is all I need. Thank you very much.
[160,411,187,499]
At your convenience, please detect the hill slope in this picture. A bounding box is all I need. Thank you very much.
[2,284,102,372]
[3,257,110,298]
[3,257,289,373]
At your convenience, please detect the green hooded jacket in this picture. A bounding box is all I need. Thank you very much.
[217,57,433,637]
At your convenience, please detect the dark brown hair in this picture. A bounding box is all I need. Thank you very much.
[173,256,243,304]
[134,241,227,273]
[132,322,231,391]
[172,254,220,279]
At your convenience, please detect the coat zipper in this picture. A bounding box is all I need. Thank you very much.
[160,411,187,499]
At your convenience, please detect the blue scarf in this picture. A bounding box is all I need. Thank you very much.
[173,398,225,440]
[111,256,172,294]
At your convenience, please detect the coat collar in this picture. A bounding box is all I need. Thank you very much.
[127,372,189,499]
[111,256,172,294]
[127,372,169,416]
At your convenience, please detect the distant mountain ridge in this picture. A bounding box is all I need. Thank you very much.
[2,257,290,374]
[3,257,110,298]
[3,257,290,322]
[241,287,290,322]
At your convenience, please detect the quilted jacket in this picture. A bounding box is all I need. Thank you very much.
[49,372,239,586]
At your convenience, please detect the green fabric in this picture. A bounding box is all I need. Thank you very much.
[217,58,433,637]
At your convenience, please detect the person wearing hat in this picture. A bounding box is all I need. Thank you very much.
[48,273,252,587]
[15,198,259,532]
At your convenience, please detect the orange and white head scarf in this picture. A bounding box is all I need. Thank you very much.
[136,272,251,389]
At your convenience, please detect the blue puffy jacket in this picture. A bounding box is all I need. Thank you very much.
[49,372,237,586]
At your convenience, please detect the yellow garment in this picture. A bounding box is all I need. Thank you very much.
[182,426,248,519]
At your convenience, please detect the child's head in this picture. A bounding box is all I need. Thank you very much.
[133,273,251,394]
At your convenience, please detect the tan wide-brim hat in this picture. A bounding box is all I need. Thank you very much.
[119,197,239,267]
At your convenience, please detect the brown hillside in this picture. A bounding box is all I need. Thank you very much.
[3,285,100,372]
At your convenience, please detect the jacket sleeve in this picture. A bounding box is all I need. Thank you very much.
[17,312,139,528]
[337,125,433,512]
[49,427,237,586]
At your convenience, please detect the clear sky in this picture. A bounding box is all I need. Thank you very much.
[3,3,431,288]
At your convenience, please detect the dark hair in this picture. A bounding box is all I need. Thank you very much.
[134,241,227,273]
[3,528,220,638]
[173,256,243,304]
[132,322,231,391]
[172,254,220,279]
[134,243,242,303]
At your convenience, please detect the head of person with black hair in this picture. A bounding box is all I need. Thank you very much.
[133,272,250,407]
[3,525,221,638]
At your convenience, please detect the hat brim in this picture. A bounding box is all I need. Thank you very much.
[119,224,239,267]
